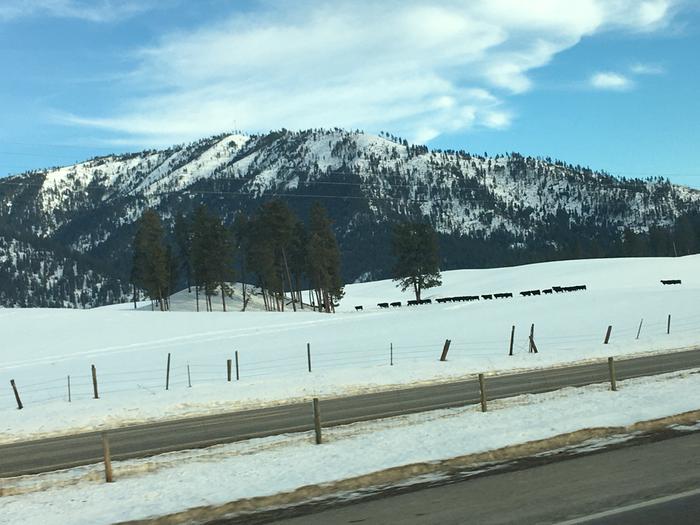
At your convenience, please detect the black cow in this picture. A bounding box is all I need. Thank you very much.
[355,305,363,311]
[542,289,553,295]
[391,301,402,307]
[482,294,493,300]
[520,291,532,297]
[661,279,681,285]
[407,300,418,306]
[377,302,389,309]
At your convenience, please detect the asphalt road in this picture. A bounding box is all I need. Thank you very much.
[2,348,699,478]
[267,432,700,525]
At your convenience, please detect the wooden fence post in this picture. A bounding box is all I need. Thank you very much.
[509,325,515,356]
[529,324,535,353]
[636,318,644,340]
[440,339,452,361]
[10,379,23,410]
[529,335,539,354]
[312,397,322,444]
[165,353,171,391]
[67,375,71,403]
[187,364,192,388]
[101,432,114,483]
[667,314,671,335]
[608,357,617,392]
[604,325,612,345]
[390,343,393,366]
[227,359,232,382]
[91,365,99,399]
[478,373,487,412]
[307,343,312,373]
[235,351,240,381]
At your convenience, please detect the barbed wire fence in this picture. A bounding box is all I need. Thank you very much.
[5,311,700,410]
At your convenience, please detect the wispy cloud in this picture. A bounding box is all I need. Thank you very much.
[61,0,681,145]
[590,72,634,91]
[0,0,157,23]
[630,63,666,75]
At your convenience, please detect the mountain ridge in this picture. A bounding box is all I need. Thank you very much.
[1,128,698,307]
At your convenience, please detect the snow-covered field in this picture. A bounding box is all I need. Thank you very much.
[3,369,700,525]
[1,255,699,442]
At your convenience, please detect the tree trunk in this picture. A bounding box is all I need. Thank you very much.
[132,284,137,309]
[281,248,296,312]
[221,282,227,312]
[195,285,200,312]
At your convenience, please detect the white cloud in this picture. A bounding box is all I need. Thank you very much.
[0,0,156,22]
[61,0,681,145]
[590,72,634,91]
[630,63,665,75]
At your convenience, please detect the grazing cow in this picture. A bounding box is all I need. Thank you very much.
[542,289,553,295]
[482,294,493,300]
[407,300,418,306]
[355,305,363,311]
[377,302,389,309]
[436,298,447,303]
[467,295,480,302]
[552,286,563,293]
[661,279,682,285]
[418,299,432,305]
[520,291,532,297]
[391,301,401,307]
[532,290,541,296]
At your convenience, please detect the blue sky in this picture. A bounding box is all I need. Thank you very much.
[1,0,698,188]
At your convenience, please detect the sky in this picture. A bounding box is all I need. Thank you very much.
[0,0,698,188]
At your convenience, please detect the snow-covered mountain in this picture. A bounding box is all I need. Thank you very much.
[1,128,698,307]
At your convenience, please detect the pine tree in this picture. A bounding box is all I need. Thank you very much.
[173,212,193,292]
[190,206,235,312]
[391,222,442,301]
[307,202,344,313]
[131,209,170,311]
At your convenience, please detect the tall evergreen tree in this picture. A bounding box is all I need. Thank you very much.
[190,206,235,312]
[307,202,344,313]
[173,212,193,292]
[391,222,442,301]
[131,209,170,311]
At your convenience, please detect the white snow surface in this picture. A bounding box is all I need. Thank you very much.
[1,255,699,443]
[2,369,700,525]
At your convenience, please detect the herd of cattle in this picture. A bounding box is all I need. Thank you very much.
[352,278,682,311]
[354,283,589,311]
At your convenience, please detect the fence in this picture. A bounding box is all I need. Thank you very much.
[6,311,700,410]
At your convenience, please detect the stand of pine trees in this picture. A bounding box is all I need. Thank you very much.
[130,200,344,313]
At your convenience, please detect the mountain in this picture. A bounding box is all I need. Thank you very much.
[1,128,699,307]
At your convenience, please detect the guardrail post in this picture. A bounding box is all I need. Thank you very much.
[91,365,99,399]
[10,379,23,410]
[312,398,322,444]
[101,432,114,483]
[307,343,312,373]
[608,357,617,391]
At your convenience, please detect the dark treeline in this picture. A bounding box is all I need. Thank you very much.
[130,200,344,313]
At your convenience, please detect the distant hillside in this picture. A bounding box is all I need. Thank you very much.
[1,128,699,307]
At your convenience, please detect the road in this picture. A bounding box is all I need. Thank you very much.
[1,348,699,477]
[265,432,700,525]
